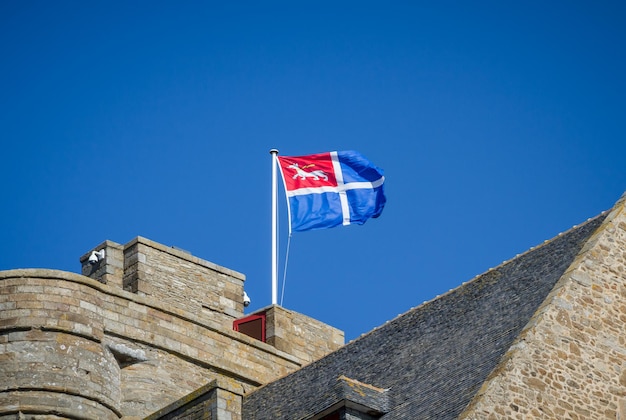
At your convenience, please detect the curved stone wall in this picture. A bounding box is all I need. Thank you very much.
[0,270,122,419]
[0,268,307,418]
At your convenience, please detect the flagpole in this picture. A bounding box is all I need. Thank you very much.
[270,149,279,305]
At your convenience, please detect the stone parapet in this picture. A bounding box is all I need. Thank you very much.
[264,305,344,365]
[80,236,246,330]
[0,269,304,418]
[81,239,125,288]
[123,237,245,326]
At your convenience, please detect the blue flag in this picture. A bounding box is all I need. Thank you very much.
[277,151,386,232]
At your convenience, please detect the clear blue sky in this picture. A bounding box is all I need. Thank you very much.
[1,2,625,341]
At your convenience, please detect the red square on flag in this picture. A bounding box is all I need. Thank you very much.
[277,153,338,191]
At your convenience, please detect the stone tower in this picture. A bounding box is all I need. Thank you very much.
[0,236,343,419]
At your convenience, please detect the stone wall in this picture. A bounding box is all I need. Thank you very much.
[81,240,125,288]
[0,269,317,418]
[264,305,344,365]
[0,271,122,419]
[144,379,243,420]
[460,196,626,419]
[2,236,346,418]
[81,237,245,330]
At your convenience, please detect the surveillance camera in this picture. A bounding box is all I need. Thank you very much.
[243,291,251,307]
[88,252,99,265]
[88,250,105,265]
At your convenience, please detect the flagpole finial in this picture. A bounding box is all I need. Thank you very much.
[270,149,279,155]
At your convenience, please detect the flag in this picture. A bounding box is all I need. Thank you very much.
[276,150,386,232]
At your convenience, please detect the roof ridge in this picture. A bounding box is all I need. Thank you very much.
[347,210,609,344]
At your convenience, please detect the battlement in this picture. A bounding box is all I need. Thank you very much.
[80,237,246,330]
[1,237,344,419]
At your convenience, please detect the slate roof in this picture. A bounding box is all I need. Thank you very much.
[242,212,606,419]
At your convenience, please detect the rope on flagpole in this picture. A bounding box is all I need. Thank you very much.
[280,233,292,306]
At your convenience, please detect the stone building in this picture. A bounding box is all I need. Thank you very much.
[3,192,626,419]
[0,237,343,419]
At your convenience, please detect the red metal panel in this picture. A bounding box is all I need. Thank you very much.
[233,313,266,342]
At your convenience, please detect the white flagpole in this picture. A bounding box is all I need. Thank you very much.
[270,149,279,305]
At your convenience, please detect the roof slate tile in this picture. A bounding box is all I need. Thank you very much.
[243,213,606,419]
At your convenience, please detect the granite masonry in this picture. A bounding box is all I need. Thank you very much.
[4,193,626,419]
[240,193,626,419]
[0,236,343,419]
[460,194,626,419]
